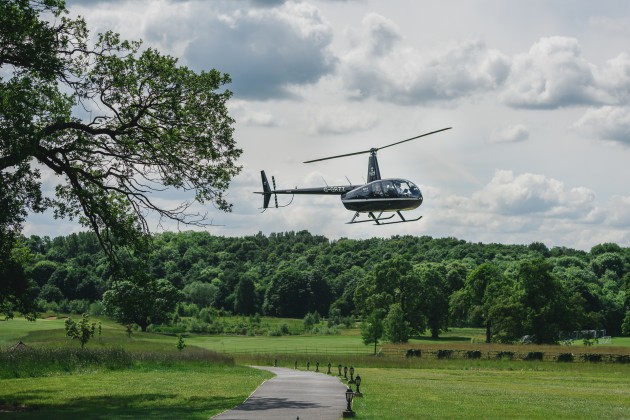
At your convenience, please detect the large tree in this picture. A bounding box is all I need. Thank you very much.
[1,1,241,313]
[450,262,504,343]
[102,277,182,332]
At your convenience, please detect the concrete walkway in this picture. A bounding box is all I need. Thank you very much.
[213,366,349,420]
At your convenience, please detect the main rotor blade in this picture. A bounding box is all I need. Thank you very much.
[303,126,452,164]
[304,149,373,164]
[377,127,452,152]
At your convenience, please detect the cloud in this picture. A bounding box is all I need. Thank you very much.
[489,124,530,143]
[340,13,509,104]
[181,1,337,100]
[422,170,630,249]
[306,106,378,135]
[594,53,630,104]
[572,106,630,146]
[230,101,279,127]
[500,37,607,109]
[470,170,596,216]
[74,1,338,100]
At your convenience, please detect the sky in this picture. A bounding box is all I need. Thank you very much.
[24,0,630,250]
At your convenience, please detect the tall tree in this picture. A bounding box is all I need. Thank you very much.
[361,309,384,355]
[234,276,258,316]
[517,258,575,344]
[383,303,410,343]
[450,262,504,343]
[1,1,241,313]
[416,263,449,339]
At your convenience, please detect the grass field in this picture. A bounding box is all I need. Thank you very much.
[2,317,630,419]
[351,363,630,419]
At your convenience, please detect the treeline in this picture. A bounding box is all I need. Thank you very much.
[15,230,630,343]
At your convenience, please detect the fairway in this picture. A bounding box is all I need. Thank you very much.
[0,318,66,347]
[188,333,372,355]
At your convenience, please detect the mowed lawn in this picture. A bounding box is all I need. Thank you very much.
[352,364,630,419]
[0,364,272,419]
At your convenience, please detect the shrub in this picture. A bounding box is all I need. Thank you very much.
[197,307,217,323]
[88,301,105,316]
[437,350,453,359]
[556,353,574,362]
[524,352,544,361]
[581,353,602,362]
[613,355,630,364]
[465,350,482,359]
[406,349,421,358]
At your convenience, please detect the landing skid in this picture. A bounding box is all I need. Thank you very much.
[347,211,423,225]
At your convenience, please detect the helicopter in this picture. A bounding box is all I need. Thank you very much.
[256,127,452,225]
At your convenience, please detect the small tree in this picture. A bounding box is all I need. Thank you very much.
[176,334,186,351]
[303,311,320,331]
[65,313,96,348]
[361,309,384,355]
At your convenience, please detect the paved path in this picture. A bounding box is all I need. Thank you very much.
[213,366,349,420]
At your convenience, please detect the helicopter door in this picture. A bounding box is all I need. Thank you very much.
[381,180,397,197]
[369,182,383,198]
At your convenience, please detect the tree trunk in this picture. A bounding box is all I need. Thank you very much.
[485,321,491,343]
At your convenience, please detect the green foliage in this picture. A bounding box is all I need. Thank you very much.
[177,334,186,351]
[416,262,449,338]
[384,303,410,343]
[103,278,182,331]
[8,228,630,345]
[361,310,384,355]
[64,313,96,348]
[303,311,321,331]
[622,311,630,336]
[1,0,241,315]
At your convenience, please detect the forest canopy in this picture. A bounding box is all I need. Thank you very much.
[13,230,630,343]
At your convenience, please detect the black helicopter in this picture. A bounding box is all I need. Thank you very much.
[256,127,451,225]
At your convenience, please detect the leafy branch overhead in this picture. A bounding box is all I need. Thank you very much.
[1,0,242,259]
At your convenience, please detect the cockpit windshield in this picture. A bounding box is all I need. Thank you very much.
[392,180,420,198]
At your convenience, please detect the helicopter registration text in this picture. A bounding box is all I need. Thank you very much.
[323,186,346,193]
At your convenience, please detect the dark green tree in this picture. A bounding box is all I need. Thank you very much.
[515,258,582,344]
[102,278,182,331]
[234,276,258,316]
[450,262,503,343]
[416,263,449,339]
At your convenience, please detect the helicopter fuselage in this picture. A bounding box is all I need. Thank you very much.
[341,178,422,212]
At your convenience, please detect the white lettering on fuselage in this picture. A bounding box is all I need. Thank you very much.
[323,186,346,193]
